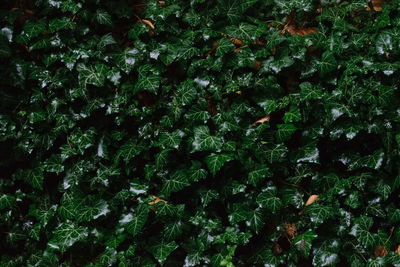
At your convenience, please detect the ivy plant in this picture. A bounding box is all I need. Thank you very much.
[1,0,400,266]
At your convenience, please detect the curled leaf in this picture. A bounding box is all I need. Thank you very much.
[139,19,155,30]
[149,195,167,205]
[305,195,318,206]
[374,246,388,257]
[252,115,270,126]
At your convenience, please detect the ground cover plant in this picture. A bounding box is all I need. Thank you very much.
[1,0,400,266]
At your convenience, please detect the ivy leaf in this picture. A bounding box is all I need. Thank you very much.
[300,82,323,100]
[96,9,112,26]
[293,230,317,258]
[216,38,234,56]
[150,240,178,265]
[275,124,297,142]
[192,126,223,152]
[263,144,288,163]
[77,63,108,87]
[248,209,264,233]
[0,194,15,211]
[120,204,149,237]
[248,167,272,186]
[158,130,184,149]
[25,168,44,190]
[205,153,233,175]
[177,79,197,106]
[161,171,190,196]
[49,222,88,252]
[256,187,282,214]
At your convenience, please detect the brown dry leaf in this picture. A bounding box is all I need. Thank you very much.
[281,12,318,37]
[253,39,266,45]
[158,0,166,7]
[148,195,167,206]
[395,244,400,254]
[253,60,261,71]
[305,195,319,206]
[229,37,243,46]
[272,242,283,255]
[205,40,218,57]
[139,19,155,30]
[284,223,297,238]
[372,0,384,12]
[374,246,388,257]
[233,45,248,53]
[252,115,270,126]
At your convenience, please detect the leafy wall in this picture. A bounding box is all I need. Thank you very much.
[1,0,400,266]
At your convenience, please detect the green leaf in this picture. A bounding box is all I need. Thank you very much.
[150,240,178,265]
[192,126,223,152]
[49,222,88,252]
[205,153,233,175]
[248,209,264,233]
[158,130,184,149]
[256,188,282,214]
[264,144,288,163]
[77,63,109,87]
[48,17,75,33]
[161,171,190,196]
[300,82,323,100]
[121,204,149,237]
[293,230,317,258]
[0,194,15,211]
[248,167,272,186]
[117,139,144,163]
[275,123,297,142]
[304,203,335,225]
[25,168,44,190]
[96,9,112,26]
[216,38,234,56]
[177,79,197,106]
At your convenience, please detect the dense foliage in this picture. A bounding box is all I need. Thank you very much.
[1,0,400,266]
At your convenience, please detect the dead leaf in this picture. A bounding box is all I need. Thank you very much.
[272,242,283,255]
[372,0,384,12]
[139,19,155,30]
[205,40,218,57]
[395,244,400,255]
[305,195,318,206]
[281,12,318,37]
[207,94,217,116]
[252,115,270,126]
[284,223,296,238]
[233,45,248,53]
[158,0,166,7]
[253,60,261,71]
[148,195,167,206]
[253,39,266,45]
[374,246,388,257]
[229,37,243,46]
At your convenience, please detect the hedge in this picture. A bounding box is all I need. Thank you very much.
[1,0,400,266]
